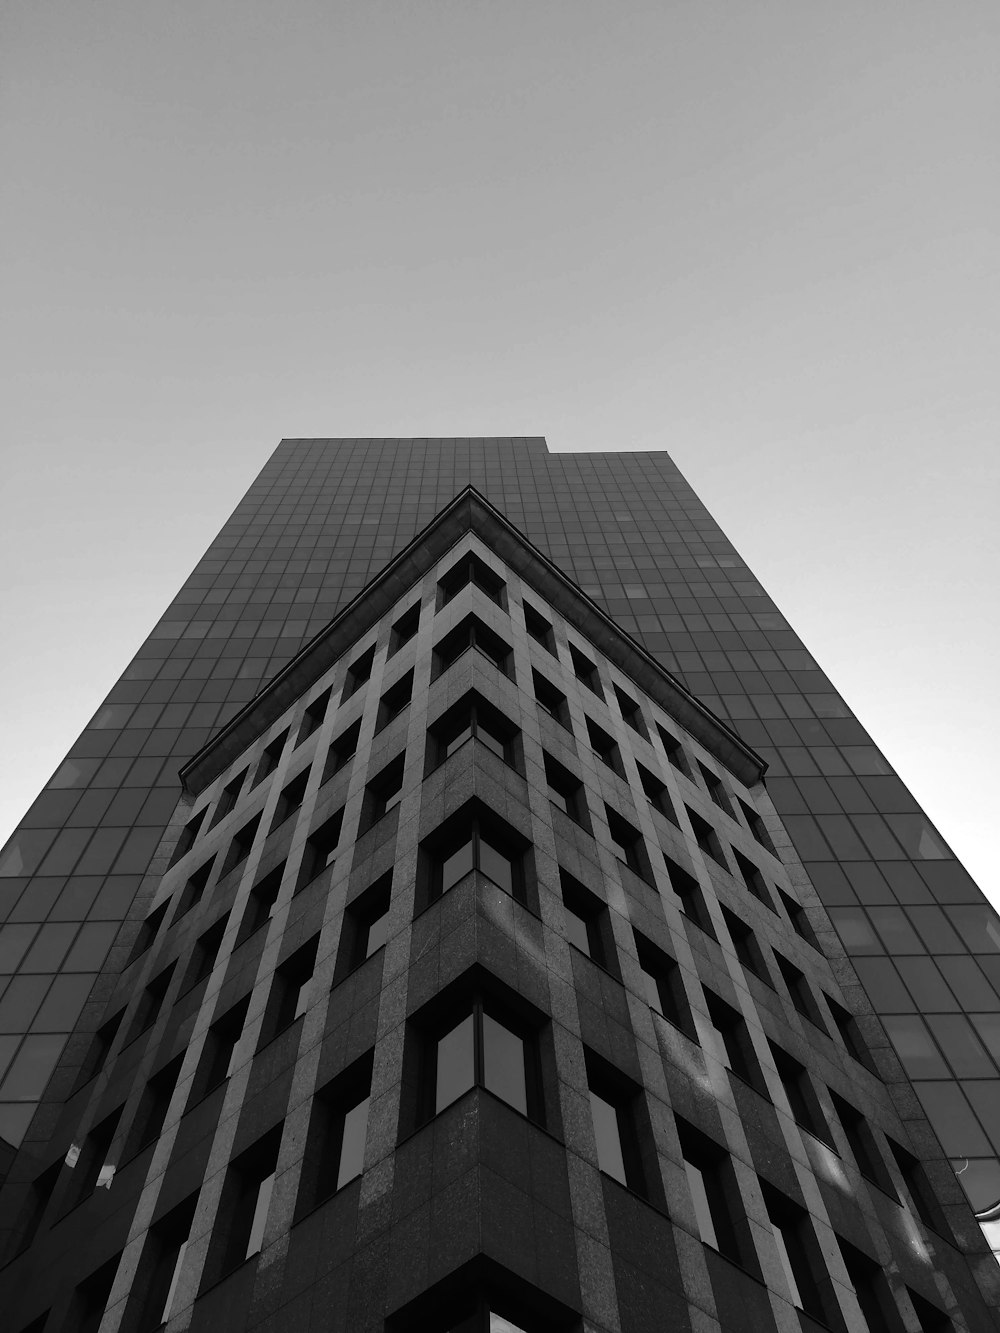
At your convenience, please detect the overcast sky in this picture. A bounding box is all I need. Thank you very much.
[2,3,998,905]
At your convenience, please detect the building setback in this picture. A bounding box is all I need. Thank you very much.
[0,441,997,1329]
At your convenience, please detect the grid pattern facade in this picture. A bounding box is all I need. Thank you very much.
[0,437,998,1233]
[1,527,990,1333]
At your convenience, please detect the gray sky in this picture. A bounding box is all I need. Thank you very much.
[3,3,999,904]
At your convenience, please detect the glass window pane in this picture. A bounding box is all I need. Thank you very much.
[589,1089,626,1184]
[20,923,79,972]
[477,727,506,761]
[683,1158,718,1247]
[441,840,474,893]
[161,1239,188,1325]
[63,922,118,971]
[337,1095,369,1189]
[769,1221,803,1308]
[478,838,513,895]
[436,1014,475,1113]
[31,974,95,1032]
[0,1034,65,1100]
[827,908,880,954]
[972,1014,1000,1064]
[0,977,50,1033]
[445,724,473,757]
[245,1171,275,1258]
[490,1316,529,1332]
[0,925,38,972]
[925,1015,995,1078]
[365,909,390,958]
[868,907,924,954]
[482,1014,526,1115]
[639,965,662,1015]
[564,907,591,957]
[882,1015,949,1079]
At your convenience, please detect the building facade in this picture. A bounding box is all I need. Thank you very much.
[0,440,998,1330]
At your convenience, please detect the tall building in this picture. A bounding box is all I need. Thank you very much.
[0,438,998,1332]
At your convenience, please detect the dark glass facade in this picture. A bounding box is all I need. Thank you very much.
[0,435,997,1232]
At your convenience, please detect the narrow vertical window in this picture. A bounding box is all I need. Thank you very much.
[297,1053,374,1216]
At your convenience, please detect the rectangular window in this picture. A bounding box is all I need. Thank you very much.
[197,997,249,1095]
[342,644,376,700]
[774,952,826,1028]
[677,1119,746,1265]
[569,644,602,697]
[532,669,570,727]
[70,1253,121,1333]
[523,602,556,654]
[295,807,343,891]
[126,899,168,965]
[585,1051,646,1195]
[665,855,717,940]
[839,1237,907,1333]
[698,763,733,816]
[129,963,175,1040]
[544,754,590,829]
[268,768,310,835]
[761,1182,832,1323]
[605,805,652,882]
[422,997,541,1124]
[220,811,262,878]
[586,717,624,778]
[831,1092,896,1195]
[777,888,819,948]
[65,1107,122,1210]
[686,807,727,868]
[908,1288,954,1333]
[423,807,528,907]
[376,668,414,731]
[168,807,207,868]
[721,906,771,985]
[208,1128,282,1281]
[259,936,319,1045]
[297,1052,373,1216]
[738,797,777,856]
[126,1055,182,1157]
[182,913,228,991]
[236,862,285,945]
[133,1197,196,1333]
[74,1010,123,1091]
[174,856,215,919]
[636,763,678,825]
[769,1043,833,1146]
[429,693,518,770]
[337,874,392,978]
[655,723,691,777]
[702,990,765,1092]
[825,995,877,1073]
[732,848,774,911]
[250,729,289,790]
[438,552,506,608]
[633,931,696,1039]
[388,603,420,655]
[560,871,615,975]
[433,614,513,679]
[209,768,249,830]
[613,685,647,738]
[321,719,361,785]
[887,1138,951,1237]
[296,687,332,746]
[360,754,405,832]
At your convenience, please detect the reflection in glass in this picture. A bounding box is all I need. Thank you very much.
[482,1014,526,1114]
[683,1158,718,1248]
[479,839,512,894]
[589,1089,626,1185]
[442,841,474,893]
[436,1015,475,1112]
[337,1095,370,1190]
[246,1171,275,1258]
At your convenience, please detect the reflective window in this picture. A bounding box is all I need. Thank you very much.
[883,1015,949,1079]
[428,1000,536,1122]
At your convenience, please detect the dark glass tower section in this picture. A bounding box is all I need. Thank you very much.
[1,436,998,1229]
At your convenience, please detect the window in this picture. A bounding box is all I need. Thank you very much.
[209,768,249,829]
[207,1128,282,1281]
[321,719,361,784]
[613,685,646,737]
[721,906,771,984]
[702,990,765,1091]
[438,552,506,608]
[738,796,777,856]
[830,1092,895,1195]
[421,805,529,907]
[220,811,262,878]
[421,996,541,1124]
[376,668,414,731]
[585,717,624,778]
[129,963,175,1040]
[295,807,343,891]
[268,768,309,835]
[531,668,569,727]
[250,729,289,790]
[560,871,615,974]
[65,1107,122,1210]
[633,931,696,1039]
[126,899,168,965]
[168,807,206,868]
[698,763,733,816]
[569,644,602,697]
[337,874,392,977]
[182,913,228,990]
[15,1160,61,1256]
[174,855,215,919]
[433,614,513,679]
[769,1043,832,1145]
[655,723,691,777]
[686,807,727,867]
[342,644,376,700]
[126,1055,182,1157]
[665,855,717,940]
[429,693,518,770]
[825,994,877,1073]
[69,1252,121,1333]
[677,1119,747,1265]
[774,952,825,1028]
[360,755,406,832]
[761,1182,832,1323]
[389,602,420,655]
[907,1288,954,1333]
[523,602,556,654]
[297,1052,373,1215]
[777,887,817,945]
[605,805,652,882]
[196,997,249,1095]
[636,762,678,825]
[74,1010,123,1090]
[839,1237,907,1333]
[236,862,285,945]
[296,686,332,745]
[887,1137,950,1237]
[259,936,319,1046]
[132,1196,196,1332]
[543,754,589,829]
[585,1050,649,1197]
[732,848,774,911]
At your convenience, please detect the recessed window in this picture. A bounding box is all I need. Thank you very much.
[376,669,414,731]
[761,1182,833,1323]
[732,848,774,911]
[633,931,696,1039]
[69,1253,121,1333]
[769,1042,833,1146]
[665,855,717,940]
[702,989,766,1092]
[182,913,228,991]
[721,906,771,984]
[677,1119,748,1266]
[297,1052,373,1216]
[208,768,249,829]
[259,936,319,1046]
[74,1010,123,1091]
[825,994,877,1073]
[523,602,556,654]
[250,729,289,790]
[421,805,529,908]
[686,807,727,868]
[908,1288,954,1333]
[196,997,249,1095]
[698,763,733,816]
[777,888,819,948]
[236,862,285,945]
[584,1050,648,1196]
[830,1092,895,1194]
[438,552,506,609]
[532,668,570,727]
[389,603,420,655]
[321,719,361,785]
[336,874,392,978]
[585,717,625,778]
[64,1107,122,1210]
[613,685,647,738]
[167,807,207,868]
[887,1138,951,1238]
[774,952,825,1028]
[636,762,679,825]
[269,768,309,835]
[433,614,513,679]
[544,754,590,829]
[127,899,169,966]
[206,1127,281,1282]
[839,1237,908,1333]
[738,796,777,857]
[605,805,652,882]
[131,1195,196,1333]
[295,807,343,891]
[418,994,542,1125]
[175,855,215,919]
[129,964,175,1041]
[360,754,406,832]
[569,644,602,697]
[655,724,691,777]
[220,812,262,878]
[342,644,376,700]
[560,871,615,974]
[296,686,332,746]
[429,693,519,770]
[125,1054,182,1158]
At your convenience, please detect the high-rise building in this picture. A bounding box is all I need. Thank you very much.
[0,438,998,1332]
